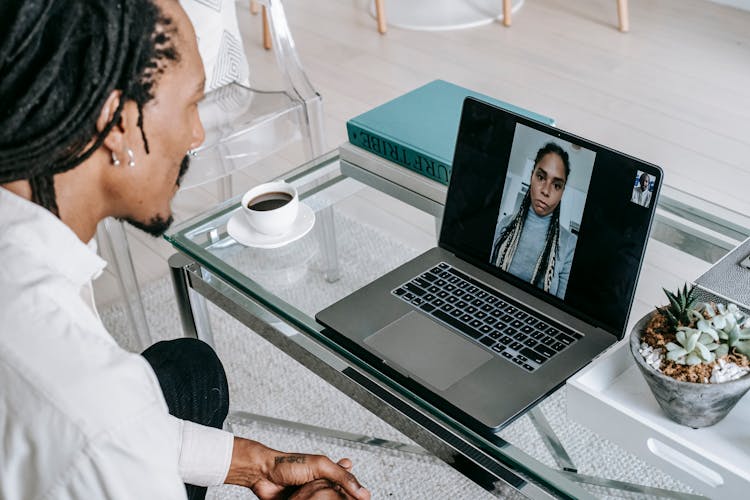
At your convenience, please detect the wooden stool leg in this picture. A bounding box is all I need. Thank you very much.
[375,0,387,34]
[250,0,259,15]
[262,6,271,50]
[617,0,629,32]
[502,0,512,27]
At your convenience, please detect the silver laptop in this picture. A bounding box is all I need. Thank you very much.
[317,97,662,430]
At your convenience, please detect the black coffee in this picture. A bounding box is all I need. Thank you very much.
[247,191,293,211]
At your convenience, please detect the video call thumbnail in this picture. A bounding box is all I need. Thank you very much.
[630,170,654,208]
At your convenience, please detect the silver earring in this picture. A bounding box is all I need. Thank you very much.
[126,148,135,168]
[188,149,197,158]
[111,152,120,167]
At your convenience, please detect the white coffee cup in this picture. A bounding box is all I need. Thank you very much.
[241,181,299,236]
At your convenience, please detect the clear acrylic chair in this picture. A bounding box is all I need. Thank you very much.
[99,0,326,351]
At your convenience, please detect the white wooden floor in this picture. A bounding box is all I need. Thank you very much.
[94,0,750,326]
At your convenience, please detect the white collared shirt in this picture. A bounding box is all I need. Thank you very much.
[631,186,652,207]
[0,188,234,499]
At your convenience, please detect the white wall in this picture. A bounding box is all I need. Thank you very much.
[707,0,750,11]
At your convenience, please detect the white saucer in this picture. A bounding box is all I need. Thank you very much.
[227,203,315,249]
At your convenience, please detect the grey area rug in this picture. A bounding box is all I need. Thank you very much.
[101,211,693,499]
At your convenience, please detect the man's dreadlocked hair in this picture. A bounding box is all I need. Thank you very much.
[0,0,180,217]
[491,142,571,293]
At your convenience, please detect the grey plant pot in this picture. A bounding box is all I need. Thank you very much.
[630,311,750,428]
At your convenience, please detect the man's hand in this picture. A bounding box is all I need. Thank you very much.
[288,479,358,499]
[225,437,370,500]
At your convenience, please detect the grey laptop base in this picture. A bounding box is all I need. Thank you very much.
[318,247,615,430]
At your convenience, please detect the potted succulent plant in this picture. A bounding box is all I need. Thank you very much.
[630,284,750,428]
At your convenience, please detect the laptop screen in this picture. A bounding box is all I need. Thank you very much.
[440,97,662,336]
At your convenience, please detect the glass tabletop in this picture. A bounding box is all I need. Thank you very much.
[165,150,750,499]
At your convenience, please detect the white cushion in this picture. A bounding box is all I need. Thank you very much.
[180,0,250,92]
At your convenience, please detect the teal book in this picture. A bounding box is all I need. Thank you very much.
[346,79,555,185]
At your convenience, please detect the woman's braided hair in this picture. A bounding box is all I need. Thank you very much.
[0,0,180,216]
[490,142,570,293]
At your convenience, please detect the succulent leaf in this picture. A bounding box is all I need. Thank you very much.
[713,315,727,330]
[728,326,740,345]
[724,313,737,329]
[662,284,698,327]
[675,330,686,344]
[664,288,679,308]
[664,310,679,327]
[699,331,717,344]
[695,342,710,360]
[685,332,699,353]
[686,353,702,366]
[665,342,682,351]
[733,340,750,357]
[667,349,687,361]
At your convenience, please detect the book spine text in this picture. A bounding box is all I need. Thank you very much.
[347,123,451,185]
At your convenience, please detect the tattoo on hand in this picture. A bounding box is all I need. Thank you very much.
[275,455,307,465]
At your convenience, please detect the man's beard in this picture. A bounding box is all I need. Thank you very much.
[176,154,191,187]
[122,155,191,237]
[125,214,174,237]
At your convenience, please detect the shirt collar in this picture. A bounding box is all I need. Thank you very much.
[0,187,106,287]
[526,206,553,222]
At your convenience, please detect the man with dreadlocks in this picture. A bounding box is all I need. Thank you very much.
[490,142,577,299]
[0,1,370,499]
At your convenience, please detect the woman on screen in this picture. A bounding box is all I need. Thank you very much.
[490,142,577,299]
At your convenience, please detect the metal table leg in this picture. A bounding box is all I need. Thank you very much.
[169,253,214,346]
[528,407,577,473]
[229,411,429,456]
[527,406,706,499]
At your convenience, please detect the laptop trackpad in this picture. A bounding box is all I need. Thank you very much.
[364,312,492,391]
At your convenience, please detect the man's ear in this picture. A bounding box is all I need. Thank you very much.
[98,90,125,154]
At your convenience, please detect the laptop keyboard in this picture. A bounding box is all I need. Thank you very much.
[391,262,582,372]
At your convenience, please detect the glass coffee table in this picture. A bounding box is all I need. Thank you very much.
[164,149,750,499]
